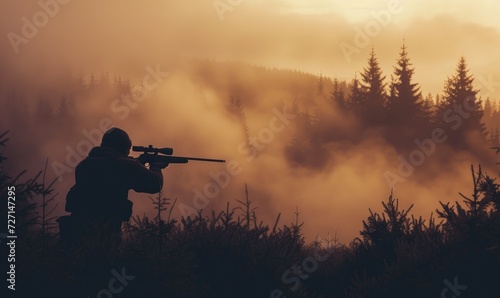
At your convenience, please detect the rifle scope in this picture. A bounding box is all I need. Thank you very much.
[132,145,173,155]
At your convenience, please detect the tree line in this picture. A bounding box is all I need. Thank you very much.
[331,44,493,143]
[286,44,499,168]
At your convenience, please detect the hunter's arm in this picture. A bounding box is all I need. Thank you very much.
[126,159,164,193]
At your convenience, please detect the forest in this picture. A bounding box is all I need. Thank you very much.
[1,45,500,297]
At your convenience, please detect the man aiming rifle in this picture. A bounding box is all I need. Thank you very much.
[58,127,224,253]
[58,128,167,251]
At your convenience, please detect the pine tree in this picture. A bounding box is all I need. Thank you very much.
[317,74,325,96]
[87,72,98,92]
[55,97,69,119]
[121,78,131,94]
[349,74,364,109]
[437,57,486,137]
[484,98,492,119]
[491,128,500,146]
[113,75,122,88]
[422,92,435,121]
[386,42,425,126]
[331,78,347,109]
[491,101,500,130]
[71,69,86,95]
[491,100,498,114]
[482,98,494,133]
[387,74,397,112]
[98,72,110,89]
[359,48,386,125]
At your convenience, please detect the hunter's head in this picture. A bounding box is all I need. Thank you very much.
[101,127,132,156]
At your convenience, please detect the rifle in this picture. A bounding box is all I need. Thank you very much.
[133,145,225,165]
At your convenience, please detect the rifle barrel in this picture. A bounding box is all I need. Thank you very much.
[139,154,225,163]
[179,156,225,163]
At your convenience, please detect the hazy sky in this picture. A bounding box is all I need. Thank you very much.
[265,0,500,97]
[1,0,500,99]
[278,0,500,26]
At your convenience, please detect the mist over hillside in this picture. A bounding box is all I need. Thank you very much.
[1,56,498,241]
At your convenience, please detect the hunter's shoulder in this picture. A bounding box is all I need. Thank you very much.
[116,156,143,167]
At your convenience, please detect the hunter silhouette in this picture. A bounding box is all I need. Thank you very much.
[58,127,167,251]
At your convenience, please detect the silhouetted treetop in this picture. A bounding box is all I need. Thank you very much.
[437,57,486,137]
[387,42,424,125]
[358,48,386,125]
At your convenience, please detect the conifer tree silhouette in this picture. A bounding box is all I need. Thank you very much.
[317,74,325,95]
[348,74,364,109]
[490,127,500,146]
[55,97,69,121]
[87,72,98,90]
[386,42,424,128]
[358,48,386,126]
[422,92,435,120]
[484,98,493,119]
[437,57,486,146]
[331,78,347,110]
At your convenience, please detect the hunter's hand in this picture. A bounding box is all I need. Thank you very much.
[150,162,169,171]
[137,154,148,166]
